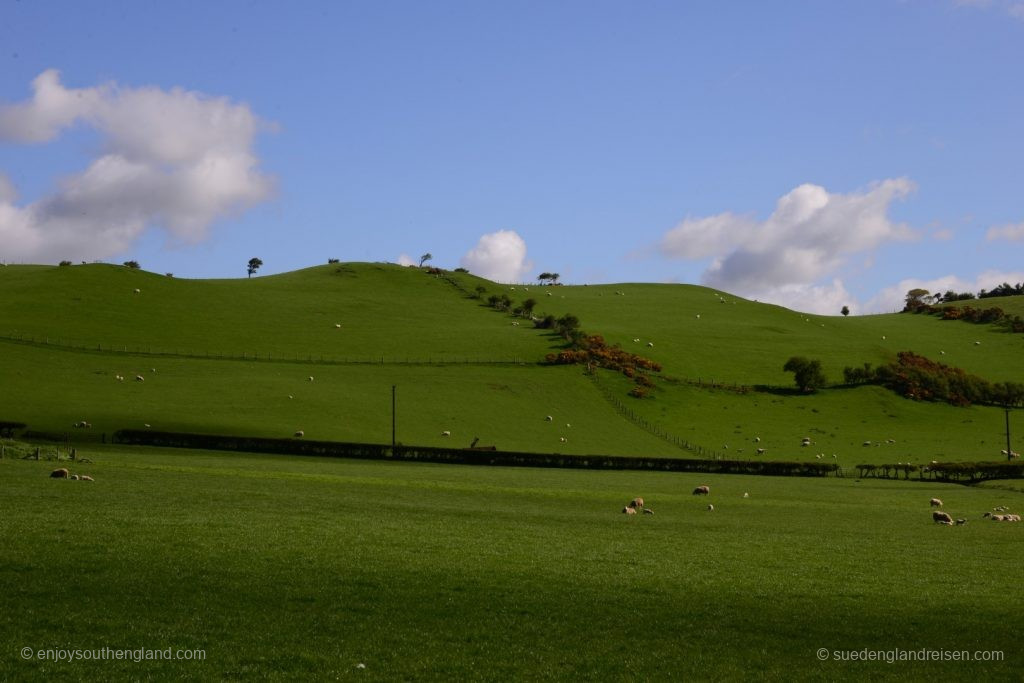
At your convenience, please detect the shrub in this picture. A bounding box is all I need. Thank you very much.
[783,356,827,392]
[59,260,72,266]
[123,260,141,269]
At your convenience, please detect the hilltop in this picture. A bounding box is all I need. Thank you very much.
[0,262,1021,463]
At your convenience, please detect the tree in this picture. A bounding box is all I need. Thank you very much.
[473,285,487,299]
[515,298,537,318]
[537,272,553,283]
[555,313,580,340]
[419,253,432,267]
[783,356,827,392]
[123,260,140,269]
[247,257,263,278]
[904,288,931,312]
[841,305,850,317]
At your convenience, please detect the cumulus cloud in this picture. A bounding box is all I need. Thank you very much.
[658,179,916,314]
[0,69,274,263]
[460,230,532,283]
[865,269,1024,313]
[396,253,416,266]
[986,222,1024,242]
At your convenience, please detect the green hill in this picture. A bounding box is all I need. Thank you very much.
[1,262,1021,463]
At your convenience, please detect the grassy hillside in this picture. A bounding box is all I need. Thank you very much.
[2,447,1021,680]
[1,263,1021,463]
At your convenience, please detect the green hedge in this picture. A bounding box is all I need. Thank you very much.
[112,429,839,477]
[856,461,1024,482]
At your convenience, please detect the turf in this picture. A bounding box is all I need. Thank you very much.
[2,446,1021,681]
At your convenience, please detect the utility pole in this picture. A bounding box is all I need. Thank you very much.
[392,385,396,450]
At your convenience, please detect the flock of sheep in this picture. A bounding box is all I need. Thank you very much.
[621,485,753,516]
[50,468,93,482]
[930,498,1020,525]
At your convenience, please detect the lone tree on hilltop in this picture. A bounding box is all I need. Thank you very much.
[841,305,850,317]
[123,260,140,269]
[419,253,432,267]
[247,257,263,278]
[538,272,560,285]
[784,356,827,392]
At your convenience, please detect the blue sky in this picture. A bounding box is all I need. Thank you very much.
[1,0,1022,313]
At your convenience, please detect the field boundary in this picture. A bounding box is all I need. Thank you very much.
[109,428,840,477]
[0,333,535,367]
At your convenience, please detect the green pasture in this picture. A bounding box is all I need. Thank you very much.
[1,263,1022,464]
[2,446,1021,680]
[520,282,1024,387]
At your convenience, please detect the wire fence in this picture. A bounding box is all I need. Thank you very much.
[586,372,727,460]
[0,332,536,367]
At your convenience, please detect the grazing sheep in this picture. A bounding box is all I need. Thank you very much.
[991,514,1006,522]
[622,506,637,515]
[559,437,567,443]
[308,376,314,382]
[955,518,967,525]
[693,485,710,496]
[144,423,151,428]
[566,423,571,428]
[633,338,640,342]
[647,342,654,347]
[115,374,124,381]
[756,448,765,455]
[80,475,93,482]
[753,436,761,443]
[70,474,79,481]
[294,430,304,438]
[1008,514,1021,522]
[335,324,341,328]
[932,510,953,524]
[545,415,553,422]
[707,504,714,511]
[974,341,981,345]
[862,440,872,446]
[743,492,749,498]
[628,497,644,509]
[930,498,943,507]
[643,508,654,515]
[50,468,69,479]
[441,430,451,437]
[135,375,145,382]
[133,288,141,294]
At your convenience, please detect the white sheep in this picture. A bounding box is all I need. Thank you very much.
[294,430,304,438]
[335,324,341,328]
[707,504,714,511]
[441,430,451,437]
[135,375,145,382]
[559,437,567,443]
[133,288,141,294]
[647,342,654,347]
[308,376,314,382]
[545,415,553,422]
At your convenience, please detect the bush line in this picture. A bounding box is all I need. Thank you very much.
[112,429,840,477]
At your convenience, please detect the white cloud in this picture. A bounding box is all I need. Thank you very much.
[658,179,916,313]
[0,69,274,263]
[865,270,1024,313]
[932,228,954,241]
[396,253,416,266]
[986,222,1024,242]
[460,230,533,283]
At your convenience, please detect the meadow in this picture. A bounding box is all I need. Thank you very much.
[2,262,1023,680]
[2,445,1021,681]
[0,262,1020,463]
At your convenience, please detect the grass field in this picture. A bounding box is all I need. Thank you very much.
[2,445,1021,681]
[1,262,1022,464]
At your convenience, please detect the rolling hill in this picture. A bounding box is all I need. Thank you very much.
[1,262,1021,463]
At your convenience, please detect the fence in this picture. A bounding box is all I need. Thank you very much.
[0,333,533,367]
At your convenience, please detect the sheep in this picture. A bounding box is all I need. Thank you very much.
[707,504,714,511]
[308,376,314,382]
[932,510,953,524]
[974,341,981,345]
[756,448,765,455]
[862,440,872,447]
[565,423,571,428]
[622,506,637,515]
[930,498,943,507]
[545,415,553,422]
[1007,514,1022,522]
[643,508,654,515]
[335,324,341,328]
[115,374,124,381]
[754,436,761,443]
[441,430,451,437]
[647,342,654,347]
[693,485,710,496]
[135,375,145,382]
[955,518,967,525]
[628,497,644,509]
[294,430,304,438]
[80,475,94,482]
[70,474,79,480]
[991,514,1006,522]
[133,288,141,294]
[511,321,519,326]
[695,314,700,319]
[743,492,749,498]
[559,437,567,443]
[633,338,640,343]
[50,468,69,479]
